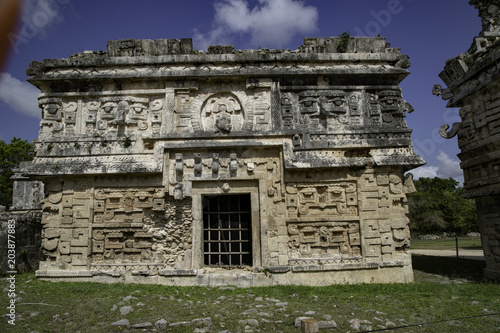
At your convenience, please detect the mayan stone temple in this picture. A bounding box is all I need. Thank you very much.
[437,0,500,280]
[22,36,425,286]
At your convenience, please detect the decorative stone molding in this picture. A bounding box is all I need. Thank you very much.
[24,37,424,286]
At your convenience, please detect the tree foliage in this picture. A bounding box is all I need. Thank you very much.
[0,137,35,208]
[408,177,478,235]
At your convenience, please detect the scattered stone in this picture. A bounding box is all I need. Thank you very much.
[194,328,209,333]
[259,312,271,317]
[275,302,288,307]
[111,319,130,327]
[295,317,313,328]
[131,322,153,329]
[239,319,259,327]
[266,298,280,303]
[323,315,332,320]
[120,306,133,315]
[255,297,263,301]
[304,311,316,315]
[192,317,213,326]
[219,286,235,290]
[218,296,226,300]
[155,319,168,329]
[385,321,396,327]
[123,295,138,302]
[30,312,39,317]
[243,308,258,315]
[170,321,192,327]
[110,304,117,311]
[136,302,144,306]
[350,318,361,331]
[318,320,338,329]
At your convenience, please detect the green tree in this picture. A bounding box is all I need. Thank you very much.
[408,177,478,235]
[0,137,35,208]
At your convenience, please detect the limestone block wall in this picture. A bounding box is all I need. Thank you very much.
[476,195,500,279]
[437,0,500,280]
[23,36,424,285]
[0,208,42,273]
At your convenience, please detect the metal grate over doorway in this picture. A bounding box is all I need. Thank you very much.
[203,194,252,267]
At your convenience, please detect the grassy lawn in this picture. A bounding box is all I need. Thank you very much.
[1,255,499,333]
[411,237,483,250]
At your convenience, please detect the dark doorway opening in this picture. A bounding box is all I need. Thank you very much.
[203,194,252,267]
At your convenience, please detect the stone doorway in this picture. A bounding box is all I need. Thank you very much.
[202,194,252,267]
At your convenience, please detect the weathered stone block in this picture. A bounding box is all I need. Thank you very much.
[27,36,423,286]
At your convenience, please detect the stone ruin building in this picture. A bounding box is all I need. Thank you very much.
[436,0,500,280]
[21,36,425,286]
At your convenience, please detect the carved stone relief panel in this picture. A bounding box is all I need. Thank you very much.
[287,221,361,259]
[200,92,245,133]
[91,187,166,264]
[171,81,272,134]
[97,97,146,132]
[93,188,165,226]
[88,96,163,136]
[167,149,283,201]
[39,95,164,137]
[91,228,154,264]
[286,182,358,219]
[298,90,350,129]
[39,98,63,138]
[280,88,411,131]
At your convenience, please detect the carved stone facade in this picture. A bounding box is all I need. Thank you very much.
[436,0,500,280]
[23,36,424,286]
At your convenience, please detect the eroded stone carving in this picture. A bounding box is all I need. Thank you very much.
[288,222,361,258]
[435,1,500,280]
[286,182,357,219]
[26,36,424,285]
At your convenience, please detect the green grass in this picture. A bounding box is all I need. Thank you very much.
[411,236,482,250]
[1,256,499,333]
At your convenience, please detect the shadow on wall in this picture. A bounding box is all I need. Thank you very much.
[412,254,486,282]
[0,206,42,274]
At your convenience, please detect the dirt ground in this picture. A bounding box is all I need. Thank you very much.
[410,249,485,261]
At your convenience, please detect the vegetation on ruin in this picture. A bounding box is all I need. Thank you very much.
[408,177,478,236]
[337,31,351,53]
[1,255,499,332]
[0,138,35,208]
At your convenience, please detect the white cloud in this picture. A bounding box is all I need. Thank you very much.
[194,0,319,50]
[0,72,40,118]
[410,151,464,184]
[435,150,463,180]
[411,165,439,179]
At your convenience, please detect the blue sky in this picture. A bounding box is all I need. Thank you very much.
[0,0,481,183]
